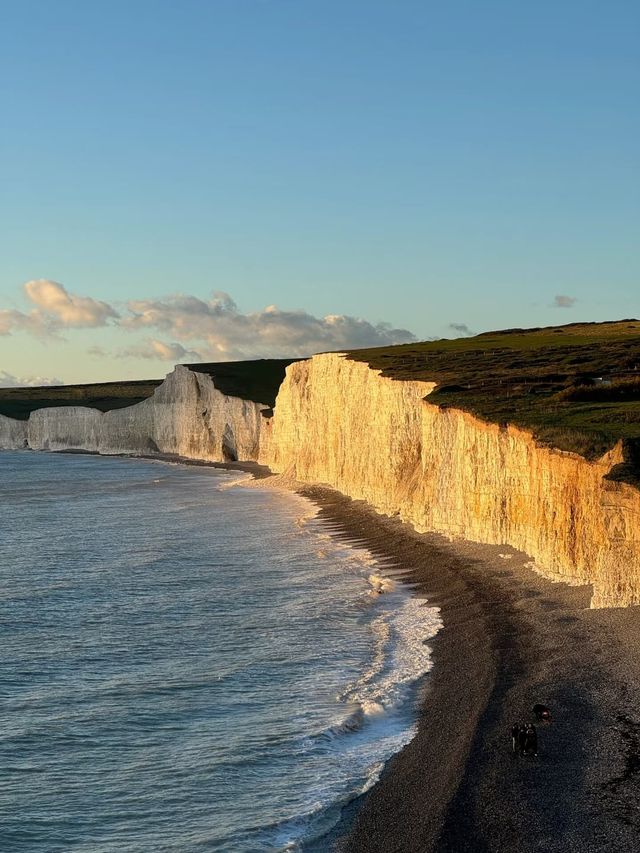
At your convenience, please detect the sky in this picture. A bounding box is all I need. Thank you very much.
[0,0,638,385]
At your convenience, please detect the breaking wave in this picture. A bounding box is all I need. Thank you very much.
[252,536,442,851]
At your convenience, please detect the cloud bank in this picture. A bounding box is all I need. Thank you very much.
[0,370,63,387]
[120,339,203,361]
[122,292,417,360]
[1,282,417,364]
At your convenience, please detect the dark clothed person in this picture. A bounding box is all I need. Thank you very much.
[517,725,528,756]
[525,723,538,756]
[511,723,520,754]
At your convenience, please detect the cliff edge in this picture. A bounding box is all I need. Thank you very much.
[2,327,640,607]
[260,353,640,608]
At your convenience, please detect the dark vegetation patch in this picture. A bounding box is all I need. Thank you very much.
[0,379,162,420]
[555,377,640,403]
[185,358,300,408]
[0,359,300,421]
[346,320,640,482]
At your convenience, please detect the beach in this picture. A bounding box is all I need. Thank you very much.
[288,483,640,853]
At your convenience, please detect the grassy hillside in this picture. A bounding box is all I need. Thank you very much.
[185,359,299,410]
[0,359,299,420]
[347,320,640,480]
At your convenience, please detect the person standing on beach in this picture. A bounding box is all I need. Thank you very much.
[511,723,521,755]
[518,724,528,756]
[525,723,538,756]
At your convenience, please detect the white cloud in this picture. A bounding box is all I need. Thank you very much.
[0,370,63,387]
[553,294,577,308]
[0,282,417,363]
[120,339,202,361]
[0,307,51,337]
[122,291,417,359]
[0,280,118,337]
[25,279,119,327]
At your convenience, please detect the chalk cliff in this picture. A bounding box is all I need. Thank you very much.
[25,366,268,461]
[2,354,639,607]
[259,354,640,608]
[0,413,28,449]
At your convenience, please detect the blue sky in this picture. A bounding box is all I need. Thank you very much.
[0,0,638,383]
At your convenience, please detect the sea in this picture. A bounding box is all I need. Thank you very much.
[0,451,442,852]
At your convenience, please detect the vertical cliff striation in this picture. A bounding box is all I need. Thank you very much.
[0,413,28,449]
[260,353,640,608]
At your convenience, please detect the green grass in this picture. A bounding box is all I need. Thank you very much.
[346,320,640,481]
[185,359,299,409]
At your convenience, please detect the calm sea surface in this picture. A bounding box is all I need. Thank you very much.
[0,451,441,851]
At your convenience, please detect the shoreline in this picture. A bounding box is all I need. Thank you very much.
[13,449,640,849]
[289,484,640,853]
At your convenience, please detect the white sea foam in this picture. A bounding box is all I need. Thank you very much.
[368,573,396,593]
[251,483,444,849]
[340,591,441,715]
[276,548,442,851]
[216,472,254,490]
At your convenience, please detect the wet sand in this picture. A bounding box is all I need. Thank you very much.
[291,485,640,853]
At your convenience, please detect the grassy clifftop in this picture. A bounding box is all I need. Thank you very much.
[184,358,298,410]
[0,379,162,421]
[347,320,640,478]
[0,359,298,420]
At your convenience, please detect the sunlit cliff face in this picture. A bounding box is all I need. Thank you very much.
[2,355,640,608]
[260,354,640,609]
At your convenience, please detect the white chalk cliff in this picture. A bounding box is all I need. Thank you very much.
[24,366,267,461]
[0,413,28,449]
[258,354,640,609]
[2,354,640,607]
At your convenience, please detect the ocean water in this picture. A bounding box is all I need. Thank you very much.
[0,451,441,852]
